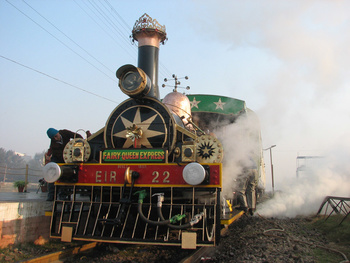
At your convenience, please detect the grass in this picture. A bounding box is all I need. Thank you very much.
[306,215,350,262]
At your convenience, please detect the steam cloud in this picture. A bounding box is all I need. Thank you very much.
[190,1,350,217]
[257,139,350,218]
[216,112,264,198]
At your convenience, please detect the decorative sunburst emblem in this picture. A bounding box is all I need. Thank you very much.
[195,134,223,163]
[113,107,165,148]
[198,142,215,159]
[105,98,176,150]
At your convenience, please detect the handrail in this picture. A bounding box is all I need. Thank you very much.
[316,196,350,225]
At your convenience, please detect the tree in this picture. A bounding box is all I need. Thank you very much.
[27,151,45,170]
[0,148,26,168]
[0,148,44,183]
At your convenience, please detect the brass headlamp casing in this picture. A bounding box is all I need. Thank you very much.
[63,138,91,163]
[181,143,196,162]
[116,65,152,98]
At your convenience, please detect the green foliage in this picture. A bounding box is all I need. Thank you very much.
[310,215,350,245]
[13,180,27,188]
[0,148,26,168]
[311,248,344,263]
[307,215,350,262]
[26,151,45,170]
[0,148,45,169]
[0,148,45,183]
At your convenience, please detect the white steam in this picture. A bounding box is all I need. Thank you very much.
[257,143,350,218]
[187,1,350,217]
[216,113,262,198]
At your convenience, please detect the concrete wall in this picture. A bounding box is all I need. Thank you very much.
[0,202,51,248]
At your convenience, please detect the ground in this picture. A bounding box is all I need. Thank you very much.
[0,215,349,263]
[209,214,350,263]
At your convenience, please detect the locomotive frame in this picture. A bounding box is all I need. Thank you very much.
[43,13,265,249]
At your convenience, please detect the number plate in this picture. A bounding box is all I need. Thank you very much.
[63,163,221,187]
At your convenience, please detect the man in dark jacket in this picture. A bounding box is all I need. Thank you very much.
[45,128,82,201]
[45,128,82,163]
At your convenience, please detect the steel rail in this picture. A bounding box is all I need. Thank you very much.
[21,242,99,263]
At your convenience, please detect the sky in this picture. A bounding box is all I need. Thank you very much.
[1,0,350,212]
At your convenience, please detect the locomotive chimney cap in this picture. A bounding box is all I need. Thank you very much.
[132,13,167,44]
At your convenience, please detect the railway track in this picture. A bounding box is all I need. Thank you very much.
[180,223,236,263]
[22,243,193,263]
[21,241,213,263]
[21,242,100,263]
[21,212,245,263]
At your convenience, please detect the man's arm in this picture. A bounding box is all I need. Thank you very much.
[45,148,52,164]
[61,129,83,139]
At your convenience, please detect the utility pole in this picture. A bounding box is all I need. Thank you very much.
[3,164,7,182]
[264,145,276,195]
[25,164,28,192]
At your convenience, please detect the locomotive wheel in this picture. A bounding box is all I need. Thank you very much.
[104,98,176,150]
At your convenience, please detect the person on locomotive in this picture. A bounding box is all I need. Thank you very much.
[45,128,84,201]
[45,128,84,163]
[236,158,258,215]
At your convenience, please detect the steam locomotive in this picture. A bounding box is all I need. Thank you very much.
[43,14,265,248]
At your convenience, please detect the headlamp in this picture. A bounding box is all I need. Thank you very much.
[116,64,152,97]
[43,162,61,183]
[43,162,79,183]
[182,162,208,185]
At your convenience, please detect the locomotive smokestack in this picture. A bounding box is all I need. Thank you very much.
[131,13,167,99]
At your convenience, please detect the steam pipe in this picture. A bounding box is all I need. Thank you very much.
[137,202,185,226]
[153,193,204,229]
[157,207,204,229]
[135,190,185,226]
